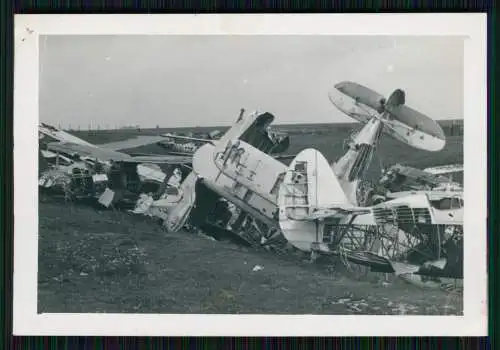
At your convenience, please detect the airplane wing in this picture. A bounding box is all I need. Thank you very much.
[48,141,129,161]
[298,206,372,221]
[40,123,171,152]
[162,133,215,144]
[47,142,192,165]
[39,123,96,147]
[124,154,192,164]
[97,135,170,151]
[129,151,195,157]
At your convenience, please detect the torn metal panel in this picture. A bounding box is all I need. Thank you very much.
[98,188,116,208]
[39,163,97,200]
[137,164,167,183]
[162,171,198,232]
[378,163,462,193]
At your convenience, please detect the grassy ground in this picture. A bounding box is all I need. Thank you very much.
[38,124,463,314]
[38,198,462,315]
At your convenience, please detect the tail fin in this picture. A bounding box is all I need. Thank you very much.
[278,148,351,221]
[277,148,352,252]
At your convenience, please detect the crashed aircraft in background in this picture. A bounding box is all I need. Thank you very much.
[377,163,463,196]
[39,122,192,166]
[156,130,223,155]
[39,109,296,217]
[156,109,294,160]
[39,123,192,205]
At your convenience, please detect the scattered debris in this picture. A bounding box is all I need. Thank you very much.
[252,265,264,272]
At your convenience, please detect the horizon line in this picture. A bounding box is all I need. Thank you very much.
[60,118,464,131]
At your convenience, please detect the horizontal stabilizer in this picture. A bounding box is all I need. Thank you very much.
[330,81,446,152]
[386,104,445,141]
[334,81,386,112]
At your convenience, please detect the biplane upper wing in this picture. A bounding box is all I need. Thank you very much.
[47,141,192,165]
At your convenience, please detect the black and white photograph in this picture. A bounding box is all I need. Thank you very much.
[14,14,487,336]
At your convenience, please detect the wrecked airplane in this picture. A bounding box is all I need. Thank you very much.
[157,109,293,159]
[39,123,192,207]
[182,82,462,285]
[164,109,295,236]
[38,81,463,290]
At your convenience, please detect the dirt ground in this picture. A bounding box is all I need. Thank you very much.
[38,124,463,314]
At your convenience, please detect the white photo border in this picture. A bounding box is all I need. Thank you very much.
[13,13,487,336]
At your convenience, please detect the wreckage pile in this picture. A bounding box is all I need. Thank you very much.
[38,82,464,293]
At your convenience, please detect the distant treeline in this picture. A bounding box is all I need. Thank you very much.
[275,119,464,137]
[439,119,464,137]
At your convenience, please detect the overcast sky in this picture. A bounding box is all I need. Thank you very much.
[39,35,464,128]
